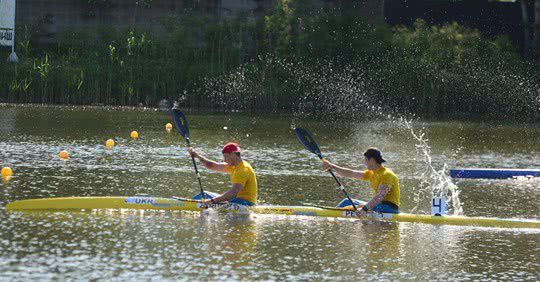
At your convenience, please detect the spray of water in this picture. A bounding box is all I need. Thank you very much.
[399,117,463,215]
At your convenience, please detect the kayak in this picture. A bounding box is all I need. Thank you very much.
[450,168,540,179]
[6,196,540,229]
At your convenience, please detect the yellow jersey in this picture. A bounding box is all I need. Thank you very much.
[225,160,258,204]
[362,166,400,207]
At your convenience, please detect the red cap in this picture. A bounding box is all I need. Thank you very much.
[222,143,241,154]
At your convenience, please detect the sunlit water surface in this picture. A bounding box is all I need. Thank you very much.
[1,105,539,280]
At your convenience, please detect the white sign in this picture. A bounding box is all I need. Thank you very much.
[0,0,16,47]
[432,197,449,216]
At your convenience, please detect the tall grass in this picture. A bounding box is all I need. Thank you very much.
[0,2,538,121]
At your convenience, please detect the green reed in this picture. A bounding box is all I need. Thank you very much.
[0,2,538,121]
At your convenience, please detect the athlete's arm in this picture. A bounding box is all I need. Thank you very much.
[211,183,242,203]
[322,159,365,180]
[188,148,227,172]
[363,184,390,210]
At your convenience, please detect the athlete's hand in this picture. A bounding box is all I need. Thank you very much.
[188,147,199,158]
[355,208,367,218]
[322,159,334,171]
[199,198,212,208]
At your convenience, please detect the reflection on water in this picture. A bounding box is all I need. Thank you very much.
[0,105,539,280]
[3,210,538,280]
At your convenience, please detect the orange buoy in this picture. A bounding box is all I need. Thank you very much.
[59,150,70,160]
[106,139,115,148]
[1,167,13,178]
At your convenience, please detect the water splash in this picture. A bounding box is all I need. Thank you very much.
[399,117,463,215]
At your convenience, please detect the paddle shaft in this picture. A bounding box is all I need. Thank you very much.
[294,127,358,211]
[319,156,358,211]
[185,138,206,199]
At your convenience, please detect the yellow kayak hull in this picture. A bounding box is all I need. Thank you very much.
[6,196,540,229]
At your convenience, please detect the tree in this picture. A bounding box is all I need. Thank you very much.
[534,0,540,59]
[520,0,540,60]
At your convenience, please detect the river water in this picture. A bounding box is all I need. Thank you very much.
[0,105,539,280]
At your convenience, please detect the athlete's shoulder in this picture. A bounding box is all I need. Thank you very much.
[382,167,398,179]
[241,161,255,170]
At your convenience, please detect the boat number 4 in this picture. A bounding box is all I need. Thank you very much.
[432,197,448,216]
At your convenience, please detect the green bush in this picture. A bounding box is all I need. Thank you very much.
[0,3,538,121]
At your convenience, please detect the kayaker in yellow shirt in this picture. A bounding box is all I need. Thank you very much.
[322,148,400,218]
[189,143,258,206]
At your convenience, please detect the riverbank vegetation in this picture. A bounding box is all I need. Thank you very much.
[0,1,538,121]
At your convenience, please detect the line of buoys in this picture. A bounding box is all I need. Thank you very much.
[4,122,174,184]
[50,123,172,163]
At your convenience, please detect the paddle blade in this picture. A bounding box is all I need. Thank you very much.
[294,128,322,158]
[172,109,190,139]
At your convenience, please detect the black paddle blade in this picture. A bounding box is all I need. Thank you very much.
[294,127,322,158]
[172,109,190,139]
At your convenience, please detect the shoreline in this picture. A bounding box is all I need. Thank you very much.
[1,102,539,127]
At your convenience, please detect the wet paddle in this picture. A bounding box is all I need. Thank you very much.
[294,127,358,211]
[172,109,207,200]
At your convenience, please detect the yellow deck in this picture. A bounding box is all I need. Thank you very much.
[6,196,540,229]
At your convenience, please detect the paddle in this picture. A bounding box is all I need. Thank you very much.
[294,128,358,211]
[172,109,207,200]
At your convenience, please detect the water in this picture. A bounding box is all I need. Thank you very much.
[1,105,539,280]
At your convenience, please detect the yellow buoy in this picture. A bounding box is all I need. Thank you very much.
[130,131,139,139]
[106,139,115,148]
[59,150,70,160]
[165,123,172,132]
[1,167,13,178]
